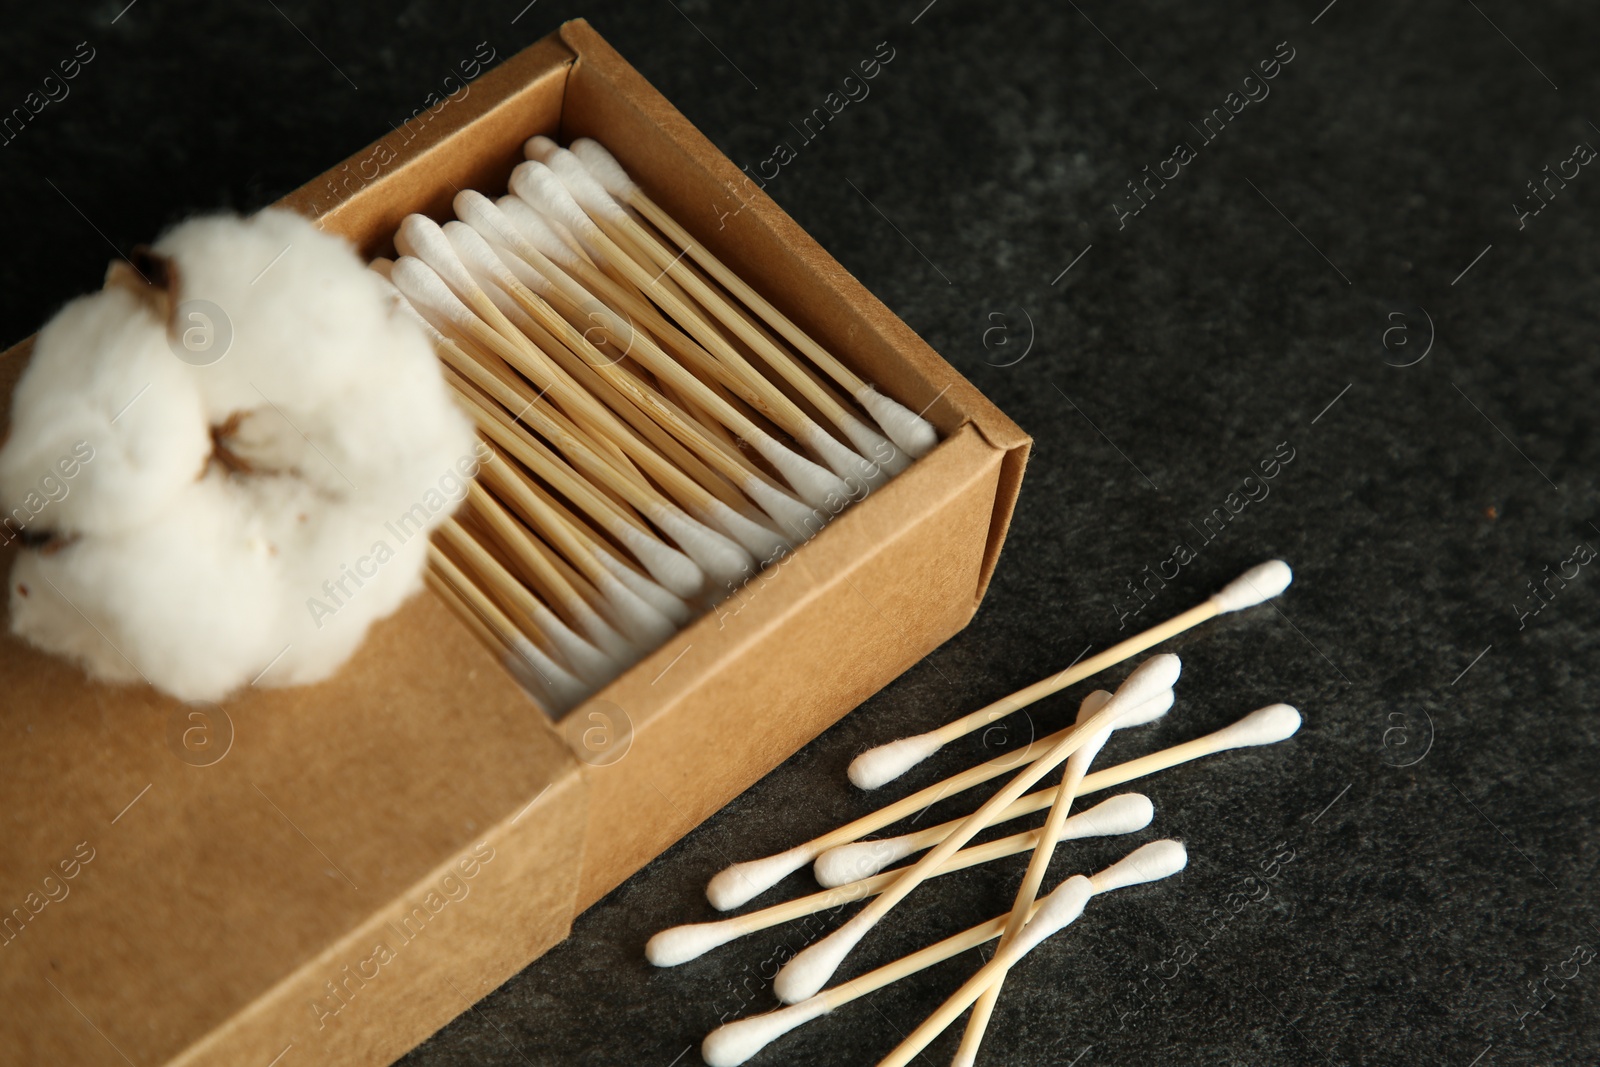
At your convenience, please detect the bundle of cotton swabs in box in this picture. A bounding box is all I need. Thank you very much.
[376,137,937,714]
[649,561,1303,1065]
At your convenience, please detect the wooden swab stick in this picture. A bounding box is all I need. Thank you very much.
[532,139,903,483]
[463,252,791,542]
[488,189,820,458]
[645,794,1151,967]
[875,841,1188,1067]
[814,703,1302,886]
[847,559,1294,789]
[448,367,751,597]
[954,687,1161,1065]
[426,547,586,711]
[510,162,881,497]
[463,195,822,509]
[700,841,1187,1067]
[567,136,941,460]
[772,656,1181,1004]
[703,685,1172,912]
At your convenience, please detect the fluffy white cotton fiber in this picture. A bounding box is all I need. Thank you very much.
[0,208,477,702]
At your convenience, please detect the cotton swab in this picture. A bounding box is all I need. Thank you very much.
[772,655,1181,1004]
[875,840,1188,1067]
[465,479,666,652]
[442,355,755,593]
[848,560,1294,789]
[701,840,1187,1067]
[645,793,1151,967]
[814,702,1302,886]
[704,686,1172,911]
[566,136,941,460]
[954,686,1158,1064]
[475,452,691,629]
[706,687,1171,906]
[467,186,905,497]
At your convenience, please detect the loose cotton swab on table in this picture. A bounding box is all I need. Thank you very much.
[700,840,1188,1067]
[874,840,1189,1067]
[772,655,1182,1004]
[565,136,940,461]
[704,686,1174,911]
[847,559,1294,789]
[814,702,1303,885]
[645,793,1152,967]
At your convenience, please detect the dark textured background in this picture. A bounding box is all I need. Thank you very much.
[4,1,1598,1064]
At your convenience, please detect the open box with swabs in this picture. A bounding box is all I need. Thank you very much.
[0,20,1028,1067]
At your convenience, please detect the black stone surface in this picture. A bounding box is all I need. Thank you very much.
[4,1,1598,1064]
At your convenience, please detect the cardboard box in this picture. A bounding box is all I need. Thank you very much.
[0,20,1029,1067]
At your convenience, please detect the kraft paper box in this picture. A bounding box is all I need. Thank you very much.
[0,20,1029,1067]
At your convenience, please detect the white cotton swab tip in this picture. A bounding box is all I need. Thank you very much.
[543,148,633,227]
[395,214,483,299]
[772,917,862,1003]
[1065,791,1155,839]
[1089,839,1188,894]
[1015,874,1094,953]
[701,1000,829,1067]
[569,137,642,201]
[1112,654,1182,709]
[847,732,945,790]
[647,506,754,593]
[1115,687,1174,728]
[706,845,812,911]
[1211,559,1294,613]
[1214,703,1302,748]
[611,523,705,599]
[855,385,938,459]
[646,921,740,968]
[510,161,602,243]
[811,835,916,889]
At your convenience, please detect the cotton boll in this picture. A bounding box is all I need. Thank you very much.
[7,480,284,701]
[0,287,210,539]
[151,209,395,416]
[4,208,478,701]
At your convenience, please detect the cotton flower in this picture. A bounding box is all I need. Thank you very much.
[0,208,477,702]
